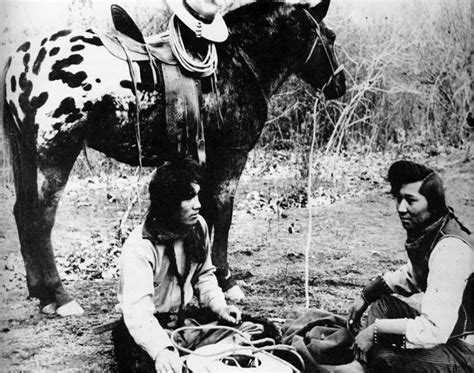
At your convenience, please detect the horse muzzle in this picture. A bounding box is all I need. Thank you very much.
[322,65,346,99]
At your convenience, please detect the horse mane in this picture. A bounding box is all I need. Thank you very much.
[224,1,309,32]
[220,1,313,70]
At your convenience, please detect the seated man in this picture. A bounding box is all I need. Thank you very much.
[348,160,473,372]
[113,159,248,373]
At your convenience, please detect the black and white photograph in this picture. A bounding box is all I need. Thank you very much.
[0,0,472,371]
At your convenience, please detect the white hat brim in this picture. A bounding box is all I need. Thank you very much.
[167,1,228,43]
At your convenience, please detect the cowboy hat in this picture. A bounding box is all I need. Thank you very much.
[166,0,228,42]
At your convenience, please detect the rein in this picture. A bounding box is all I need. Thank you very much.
[302,10,333,69]
[302,9,344,93]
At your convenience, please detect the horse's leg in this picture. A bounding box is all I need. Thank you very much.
[37,161,84,316]
[7,114,82,314]
[18,163,83,315]
[201,150,249,300]
[8,132,48,307]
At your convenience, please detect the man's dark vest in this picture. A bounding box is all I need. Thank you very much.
[406,214,473,339]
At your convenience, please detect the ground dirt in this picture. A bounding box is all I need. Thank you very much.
[0,149,472,371]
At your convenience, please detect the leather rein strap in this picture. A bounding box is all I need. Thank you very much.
[302,9,344,92]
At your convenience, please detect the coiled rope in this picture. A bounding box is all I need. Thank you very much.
[168,15,218,77]
[170,325,303,372]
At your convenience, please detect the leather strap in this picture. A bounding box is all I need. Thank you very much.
[114,35,143,170]
[161,65,206,164]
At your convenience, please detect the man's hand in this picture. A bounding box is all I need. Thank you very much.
[354,324,375,353]
[216,305,242,324]
[347,296,368,335]
[154,347,182,373]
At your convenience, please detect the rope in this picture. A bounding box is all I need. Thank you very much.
[170,325,303,372]
[168,15,218,77]
[171,325,273,356]
[304,98,320,308]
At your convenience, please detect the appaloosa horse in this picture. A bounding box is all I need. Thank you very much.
[2,0,345,316]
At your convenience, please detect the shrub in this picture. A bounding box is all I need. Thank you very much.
[262,0,471,157]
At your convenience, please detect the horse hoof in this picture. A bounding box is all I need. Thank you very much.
[56,300,84,317]
[40,303,57,315]
[225,285,245,301]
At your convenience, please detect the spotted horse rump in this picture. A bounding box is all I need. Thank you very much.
[2,0,346,316]
[7,28,166,164]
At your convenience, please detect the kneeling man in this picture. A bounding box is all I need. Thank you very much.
[348,160,473,372]
[114,159,242,373]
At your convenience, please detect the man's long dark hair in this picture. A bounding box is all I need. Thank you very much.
[144,158,207,263]
[387,160,448,219]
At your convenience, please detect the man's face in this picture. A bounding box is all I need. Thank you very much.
[396,181,432,232]
[178,183,201,226]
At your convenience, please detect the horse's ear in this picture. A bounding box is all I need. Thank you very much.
[309,0,330,22]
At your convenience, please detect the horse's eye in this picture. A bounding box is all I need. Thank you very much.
[327,30,336,43]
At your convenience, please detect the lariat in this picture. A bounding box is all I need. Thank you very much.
[168,15,218,77]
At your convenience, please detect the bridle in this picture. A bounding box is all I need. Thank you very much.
[302,9,332,67]
[302,9,344,94]
[238,8,343,103]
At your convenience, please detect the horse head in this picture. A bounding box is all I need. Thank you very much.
[222,0,345,102]
[299,0,346,99]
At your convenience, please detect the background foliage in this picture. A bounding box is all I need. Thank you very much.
[263,0,471,155]
[0,0,472,184]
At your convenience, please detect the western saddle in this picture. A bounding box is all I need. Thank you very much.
[98,4,206,166]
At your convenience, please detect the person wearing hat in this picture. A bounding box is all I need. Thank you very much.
[347,160,473,372]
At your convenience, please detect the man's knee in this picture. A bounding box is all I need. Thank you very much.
[368,295,416,321]
[370,348,405,373]
[112,319,154,372]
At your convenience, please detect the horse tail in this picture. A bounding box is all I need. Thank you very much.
[1,56,12,118]
[2,56,27,193]
[1,56,14,180]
